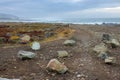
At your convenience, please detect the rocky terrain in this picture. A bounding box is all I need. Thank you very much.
[0,23,120,80]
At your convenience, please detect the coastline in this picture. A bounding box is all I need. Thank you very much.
[0,17,120,25]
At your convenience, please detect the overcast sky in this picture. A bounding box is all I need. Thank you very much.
[0,0,120,20]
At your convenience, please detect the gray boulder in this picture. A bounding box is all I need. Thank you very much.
[64,40,76,46]
[110,39,120,47]
[102,33,120,48]
[93,43,108,53]
[18,50,36,60]
[105,38,120,48]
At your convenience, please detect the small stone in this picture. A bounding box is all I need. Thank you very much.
[46,59,68,74]
[51,73,56,76]
[76,74,86,79]
[14,66,17,69]
[98,52,108,60]
[93,43,108,53]
[18,50,36,60]
[77,74,81,78]
[79,64,84,67]
[64,40,76,46]
[31,41,40,50]
[105,57,116,64]
[30,73,36,76]
[57,51,68,58]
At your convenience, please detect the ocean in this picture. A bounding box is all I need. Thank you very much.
[0,18,120,24]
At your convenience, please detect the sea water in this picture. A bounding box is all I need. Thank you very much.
[0,18,120,24]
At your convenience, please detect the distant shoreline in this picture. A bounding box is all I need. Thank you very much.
[0,17,120,25]
[0,21,120,25]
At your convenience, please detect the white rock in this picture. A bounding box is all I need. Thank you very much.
[64,40,76,46]
[31,41,40,50]
[18,50,36,60]
[105,57,116,64]
[77,74,85,78]
[46,59,68,74]
[93,43,108,53]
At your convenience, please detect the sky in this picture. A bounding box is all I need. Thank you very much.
[0,0,120,20]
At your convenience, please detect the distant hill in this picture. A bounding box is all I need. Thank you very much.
[0,13,19,20]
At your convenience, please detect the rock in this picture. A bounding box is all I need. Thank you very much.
[20,34,30,43]
[64,40,76,46]
[77,74,85,78]
[105,38,120,48]
[93,43,108,53]
[46,59,68,74]
[98,52,108,60]
[110,39,120,47]
[31,41,40,50]
[77,74,81,78]
[102,34,111,41]
[18,50,36,60]
[102,34,120,48]
[0,78,20,80]
[45,32,55,38]
[105,57,116,64]
[81,77,86,80]
[57,51,68,58]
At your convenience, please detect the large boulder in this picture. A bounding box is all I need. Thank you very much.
[93,43,108,53]
[105,57,116,64]
[18,50,36,60]
[57,51,68,58]
[46,59,68,74]
[64,40,76,46]
[0,78,20,80]
[31,41,40,50]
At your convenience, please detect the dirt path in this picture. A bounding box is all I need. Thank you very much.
[70,25,120,80]
[0,24,120,80]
